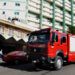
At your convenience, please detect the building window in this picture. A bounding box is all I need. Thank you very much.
[0,26,4,34]
[3,2,6,6]
[2,11,5,14]
[18,31,22,38]
[14,12,19,15]
[14,30,19,38]
[8,17,11,20]
[8,28,14,36]
[15,3,20,6]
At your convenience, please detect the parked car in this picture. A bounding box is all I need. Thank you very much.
[2,50,28,64]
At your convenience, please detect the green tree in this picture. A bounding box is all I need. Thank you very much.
[68,26,75,34]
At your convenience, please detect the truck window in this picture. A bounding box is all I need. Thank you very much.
[51,32,58,45]
[61,37,66,44]
[56,35,58,42]
[28,33,50,43]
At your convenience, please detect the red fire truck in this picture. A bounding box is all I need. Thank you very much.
[27,28,75,70]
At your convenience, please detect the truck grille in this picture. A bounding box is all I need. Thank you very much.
[30,48,44,54]
[29,47,47,61]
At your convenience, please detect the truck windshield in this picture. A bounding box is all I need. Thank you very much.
[28,33,50,43]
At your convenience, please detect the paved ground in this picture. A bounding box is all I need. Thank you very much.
[0,61,75,75]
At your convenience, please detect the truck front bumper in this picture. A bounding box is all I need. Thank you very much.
[30,55,54,64]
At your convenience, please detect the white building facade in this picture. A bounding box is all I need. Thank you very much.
[0,0,75,32]
[0,0,27,23]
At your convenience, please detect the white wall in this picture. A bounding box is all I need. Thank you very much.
[0,0,26,21]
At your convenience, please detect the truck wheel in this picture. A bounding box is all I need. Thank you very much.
[54,56,63,70]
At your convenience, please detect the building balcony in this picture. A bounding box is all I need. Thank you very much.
[42,26,49,28]
[43,8,52,14]
[55,1,63,7]
[28,21,39,28]
[65,4,71,11]
[65,17,71,22]
[42,21,51,26]
[43,12,52,18]
[29,6,40,14]
[30,0,40,4]
[65,13,71,18]
[29,1,40,9]
[55,17,63,22]
[55,24,63,30]
[55,8,63,14]
[65,6,71,11]
[65,20,71,25]
[57,0,63,4]
[28,17,39,23]
[65,0,71,5]
[43,3,51,9]
[42,23,52,29]
[55,13,63,18]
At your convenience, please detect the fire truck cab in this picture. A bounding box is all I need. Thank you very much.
[27,28,75,70]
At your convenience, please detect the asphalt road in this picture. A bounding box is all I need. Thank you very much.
[0,62,75,75]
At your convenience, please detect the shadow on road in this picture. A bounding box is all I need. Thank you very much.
[0,62,42,72]
[0,62,73,72]
[0,62,56,72]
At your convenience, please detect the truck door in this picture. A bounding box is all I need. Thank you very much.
[60,35,67,56]
[48,32,60,58]
[68,35,75,62]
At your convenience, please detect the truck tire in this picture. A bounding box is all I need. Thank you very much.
[54,56,63,70]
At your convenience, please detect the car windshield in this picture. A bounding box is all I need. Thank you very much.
[28,33,50,43]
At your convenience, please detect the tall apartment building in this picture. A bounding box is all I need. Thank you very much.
[0,0,75,32]
[0,0,27,23]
